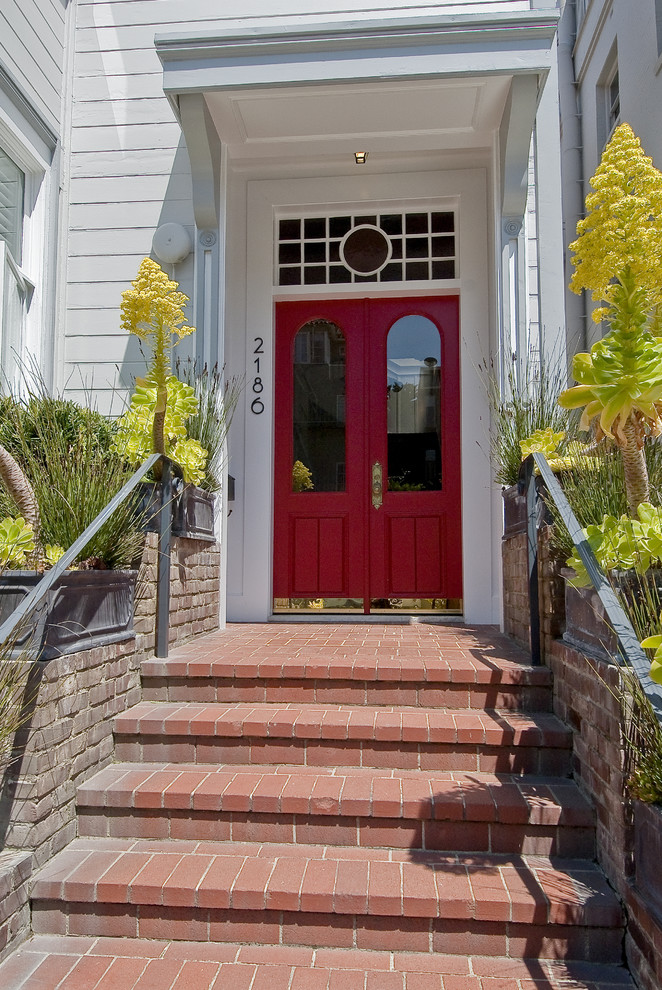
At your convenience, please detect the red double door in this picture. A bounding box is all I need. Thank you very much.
[273,296,462,608]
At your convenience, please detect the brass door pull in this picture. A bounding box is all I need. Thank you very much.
[371,461,383,509]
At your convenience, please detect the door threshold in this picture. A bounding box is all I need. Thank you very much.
[269,613,465,625]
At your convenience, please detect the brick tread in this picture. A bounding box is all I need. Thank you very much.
[114,702,570,747]
[0,936,635,990]
[142,654,550,685]
[77,763,593,825]
[32,839,622,928]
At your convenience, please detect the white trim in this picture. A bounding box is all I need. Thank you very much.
[226,168,495,625]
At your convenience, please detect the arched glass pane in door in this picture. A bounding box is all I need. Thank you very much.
[386,315,441,491]
[292,319,346,492]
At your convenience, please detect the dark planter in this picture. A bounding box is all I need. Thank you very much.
[502,478,550,538]
[563,569,662,661]
[141,483,216,543]
[0,569,137,661]
[634,799,662,920]
[502,484,527,537]
[563,578,618,660]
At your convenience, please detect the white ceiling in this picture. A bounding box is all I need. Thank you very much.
[204,75,513,163]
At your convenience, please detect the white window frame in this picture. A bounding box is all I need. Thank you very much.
[0,107,51,391]
[597,49,620,152]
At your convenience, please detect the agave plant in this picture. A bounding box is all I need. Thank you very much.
[559,124,662,515]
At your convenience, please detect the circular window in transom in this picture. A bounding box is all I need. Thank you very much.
[340,225,391,276]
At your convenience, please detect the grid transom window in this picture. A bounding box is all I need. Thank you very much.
[276,211,456,287]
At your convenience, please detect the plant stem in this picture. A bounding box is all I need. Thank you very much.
[622,417,650,514]
[0,444,41,546]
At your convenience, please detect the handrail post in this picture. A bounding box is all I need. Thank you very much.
[522,455,542,665]
[155,458,172,659]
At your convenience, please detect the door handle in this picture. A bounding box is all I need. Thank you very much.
[371,461,383,510]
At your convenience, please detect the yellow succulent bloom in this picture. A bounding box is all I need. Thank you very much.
[570,123,662,325]
[120,258,195,341]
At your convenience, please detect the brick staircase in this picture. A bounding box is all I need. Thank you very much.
[4,623,635,988]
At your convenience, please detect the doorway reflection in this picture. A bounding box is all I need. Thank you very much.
[386,315,442,492]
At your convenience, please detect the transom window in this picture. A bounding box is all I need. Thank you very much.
[276,211,456,287]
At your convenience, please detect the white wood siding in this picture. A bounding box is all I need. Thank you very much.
[64,0,546,409]
[0,0,67,133]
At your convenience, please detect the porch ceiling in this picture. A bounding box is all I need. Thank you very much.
[202,75,513,163]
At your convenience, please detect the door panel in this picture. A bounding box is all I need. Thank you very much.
[273,296,461,605]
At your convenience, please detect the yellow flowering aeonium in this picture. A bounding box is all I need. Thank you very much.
[120,258,196,462]
[118,258,208,484]
[559,124,662,514]
[569,123,662,327]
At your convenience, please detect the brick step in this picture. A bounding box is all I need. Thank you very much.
[113,703,572,774]
[77,764,595,858]
[142,652,552,711]
[31,839,624,962]
[0,935,636,990]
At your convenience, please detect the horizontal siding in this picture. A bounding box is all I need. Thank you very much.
[67,227,162,255]
[63,0,536,400]
[68,198,193,231]
[70,148,188,179]
[71,122,181,153]
[0,0,65,131]
[68,173,191,205]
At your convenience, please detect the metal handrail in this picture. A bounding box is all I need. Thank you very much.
[0,452,179,660]
[520,451,662,716]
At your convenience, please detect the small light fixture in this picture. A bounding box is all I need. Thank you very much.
[354,151,368,165]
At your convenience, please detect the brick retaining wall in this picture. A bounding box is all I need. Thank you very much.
[503,508,662,990]
[0,532,220,959]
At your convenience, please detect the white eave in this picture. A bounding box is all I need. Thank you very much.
[154,9,559,223]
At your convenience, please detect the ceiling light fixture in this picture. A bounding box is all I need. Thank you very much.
[354,151,368,165]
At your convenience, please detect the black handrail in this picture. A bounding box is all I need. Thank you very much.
[520,451,662,717]
[0,452,179,660]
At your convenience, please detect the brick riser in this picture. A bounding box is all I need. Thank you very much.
[31,839,622,961]
[32,900,623,963]
[114,734,571,774]
[78,807,595,857]
[143,677,553,711]
[26,623,629,978]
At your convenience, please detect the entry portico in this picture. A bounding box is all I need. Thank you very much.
[155,5,564,624]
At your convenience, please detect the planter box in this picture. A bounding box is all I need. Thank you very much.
[0,569,137,661]
[141,483,216,543]
[563,580,618,660]
[634,799,662,921]
[502,478,550,538]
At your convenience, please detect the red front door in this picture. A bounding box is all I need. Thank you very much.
[273,296,462,606]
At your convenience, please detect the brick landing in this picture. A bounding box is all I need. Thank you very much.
[0,623,636,988]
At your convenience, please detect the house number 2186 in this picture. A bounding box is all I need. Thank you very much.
[251,337,265,415]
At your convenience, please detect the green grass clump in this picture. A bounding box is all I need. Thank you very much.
[176,359,241,493]
[0,390,144,569]
[486,350,573,487]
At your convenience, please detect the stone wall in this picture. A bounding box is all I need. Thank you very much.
[0,532,220,959]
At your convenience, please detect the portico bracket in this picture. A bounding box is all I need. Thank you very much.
[178,93,221,231]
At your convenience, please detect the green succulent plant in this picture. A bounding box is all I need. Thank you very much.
[519,428,565,459]
[565,502,662,588]
[0,516,35,569]
[113,375,207,485]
